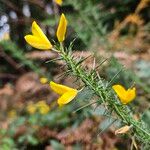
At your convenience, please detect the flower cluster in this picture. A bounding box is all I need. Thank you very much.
[24,21,52,50]
[50,81,78,106]
[24,13,67,50]
[23,11,150,143]
[26,100,50,115]
[25,13,78,106]
[24,13,136,106]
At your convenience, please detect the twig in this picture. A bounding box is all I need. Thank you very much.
[0,49,25,73]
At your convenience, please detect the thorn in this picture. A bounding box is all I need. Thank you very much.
[92,58,96,70]
[45,57,61,63]
[130,82,136,89]
[97,118,117,136]
[75,55,92,66]
[95,58,109,70]
[96,71,101,80]
[60,63,67,69]
[57,70,71,79]
[73,101,98,113]
[107,68,124,87]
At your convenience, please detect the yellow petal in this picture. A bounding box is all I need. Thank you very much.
[112,85,126,95]
[26,103,37,114]
[57,90,78,106]
[24,21,52,50]
[55,0,63,5]
[56,13,67,42]
[38,104,50,115]
[32,21,51,45]
[113,84,136,104]
[24,35,52,50]
[50,81,75,95]
[126,87,136,103]
[40,77,48,84]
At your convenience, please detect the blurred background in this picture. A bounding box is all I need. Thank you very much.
[0,0,150,149]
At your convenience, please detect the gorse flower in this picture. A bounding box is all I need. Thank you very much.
[55,0,63,5]
[24,21,52,50]
[8,110,17,118]
[56,13,67,42]
[26,101,50,115]
[25,14,67,49]
[40,77,48,84]
[112,84,136,104]
[36,100,50,115]
[26,102,37,114]
[50,81,78,106]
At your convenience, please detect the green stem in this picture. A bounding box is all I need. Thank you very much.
[58,45,150,144]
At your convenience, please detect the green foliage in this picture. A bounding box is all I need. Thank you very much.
[0,91,93,147]
[142,109,150,129]
[50,140,65,150]
[0,138,16,150]
[0,40,42,74]
[0,0,150,149]
[18,134,38,146]
[65,0,108,49]
[53,42,150,145]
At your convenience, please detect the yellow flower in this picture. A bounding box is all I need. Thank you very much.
[40,77,48,84]
[8,110,17,118]
[56,13,68,42]
[50,81,78,106]
[24,21,52,50]
[55,0,63,5]
[38,105,50,114]
[112,84,136,104]
[26,103,37,114]
[36,100,50,115]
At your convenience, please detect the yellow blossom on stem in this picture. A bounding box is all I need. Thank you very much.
[112,84,136,104]
[24,21,52,50]
[8,110,17,118]
[36,100,50,115]
[38,105,50,114]
[50,81,78,106]
[26,103,37,114]
[40,77,48,84]
[55,0,63,5]
[36,100,46,107]
[56,13,67,42]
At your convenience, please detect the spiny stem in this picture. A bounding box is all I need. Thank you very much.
[57,45,150,144]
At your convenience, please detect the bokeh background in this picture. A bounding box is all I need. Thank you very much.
[0,0,150,149]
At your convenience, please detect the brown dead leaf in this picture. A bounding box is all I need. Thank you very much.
[26,51,58,61]
[0,84,14,96]
[15,72,51,103]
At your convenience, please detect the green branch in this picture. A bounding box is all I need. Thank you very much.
[56,44,150,144]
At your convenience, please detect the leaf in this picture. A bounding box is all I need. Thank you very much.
[27,135,38,145]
